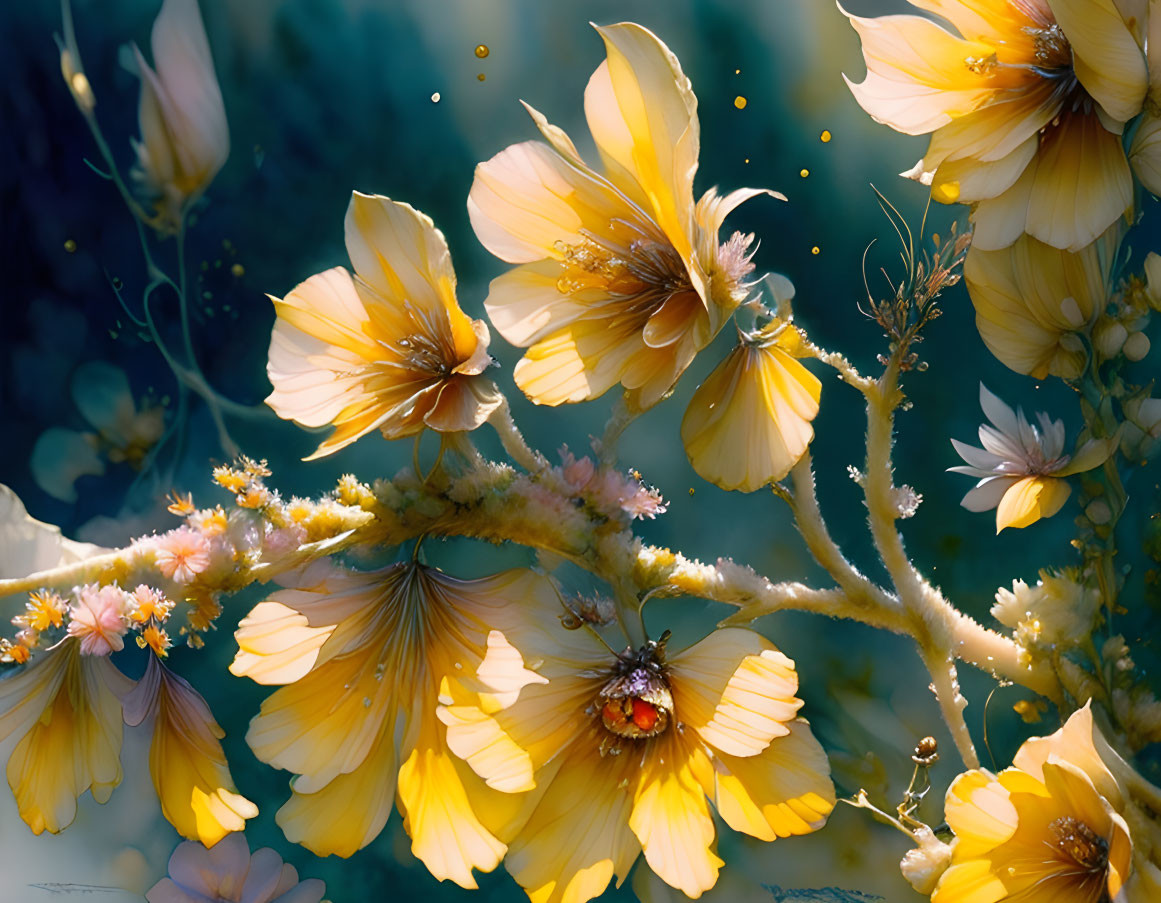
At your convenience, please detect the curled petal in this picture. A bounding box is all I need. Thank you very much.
[995,475,1070,532]
[681,337,820,492]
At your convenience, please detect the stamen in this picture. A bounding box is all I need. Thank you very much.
[1049,816,1109,874]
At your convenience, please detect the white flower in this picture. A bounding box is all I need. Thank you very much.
[948,384,1113,532]
[992,569,1100,648]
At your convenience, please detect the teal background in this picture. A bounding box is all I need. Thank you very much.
[2,1,1159,901]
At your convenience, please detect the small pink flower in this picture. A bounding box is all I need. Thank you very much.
[67,584,129,656]
[262,524,308,562]
[557,445,595,492]
[153,526,211,583]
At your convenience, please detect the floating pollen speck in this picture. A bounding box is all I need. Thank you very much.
[64,239,77,253]
[811,246,821,255]
[231,263,244,277]
[475,44,489,58]
[734,95,747,109]
[800,168,809,178]
[477,73,486,81]
[688,487,696,496]
[734,68,740,74]
[820,129,832,142]
[744,157,750,164]
[431,92,441,103]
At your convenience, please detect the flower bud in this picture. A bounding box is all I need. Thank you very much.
[1093,319,1128,358]
[60,47,95,114]
[1145,252,1161,312]
[1123,331,1150,362]
[900,826,953,895]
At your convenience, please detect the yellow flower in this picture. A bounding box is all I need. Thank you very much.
[0,640,130,834]
[123,654,256,846]
[441,625,835,902]
[964,229,1117,379]
[681,323,821,492]
[949,385,1114,532]
[933,705,1161,902]
[130,0,229,233]
[230,559,561,886]
[266,192,502,459]
[843,0,1148,251]
[468,22,773,408]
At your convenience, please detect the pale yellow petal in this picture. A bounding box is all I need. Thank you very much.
[681,341,820,493]
[229,601,336,686]
[592,23,699,264]
[630,744,722,898]
[669,629,802,758]
[700,720,834,841]
[506,746,640,903]
[1012,704,1122,806]
[995,475,1070,532]
[344,192,458,320]
[397,728,507,889]
[468,140,636,265]
[942,769,1018,858]
[1130,111,1161,197]
[276,721,397,858]
[1048,0,1147,122]
[1024,113,1133,252]
[841,10,997,135]
[931,859,1007,903]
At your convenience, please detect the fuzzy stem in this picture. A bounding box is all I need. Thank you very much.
[488,398,548,472]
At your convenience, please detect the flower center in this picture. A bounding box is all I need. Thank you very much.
[1024,23,1071,70]
[596,633,674,742]
[555,226,693,319]
[1049,816,1109,874]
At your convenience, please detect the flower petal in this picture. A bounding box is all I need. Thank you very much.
[505,747,640,903]
[1047,0,1147,123]
[591,23,699,264]
[995,475,1070,532]
[700,720,834,841]
[669,629,802,757]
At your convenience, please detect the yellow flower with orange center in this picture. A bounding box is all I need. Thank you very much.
[266,192,502,459]
[230,559,562,886]
[682,322,821,492]
[843,0,1150,252]
[440,623,835,902]
[933,705,1161,902]
[0,640,130,834]
[124,654,257,846]
[469,22,773,408]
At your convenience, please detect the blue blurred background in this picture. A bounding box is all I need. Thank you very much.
[2,1,1159,901]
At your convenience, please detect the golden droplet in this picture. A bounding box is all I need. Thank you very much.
[811,246,821,255]
[688,487,696,496]
[820,129,832,142]
[477,73,486,81]
[800,168,809,178]
[734,95,747,109]
[231,263,245,277]
[475,44,490,58]
[734,68,740,74]
[431,92,441,103]
[64,239,77,253]
[744,157,750,164]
